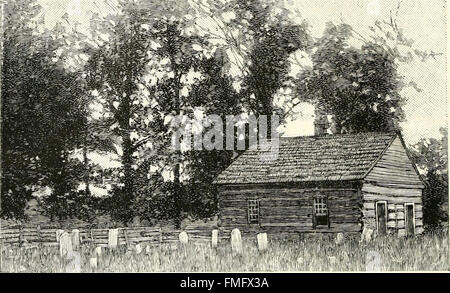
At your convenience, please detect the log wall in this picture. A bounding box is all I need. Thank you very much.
[365,137,424,189]
[363,137,424,236]
[218,182,362,235]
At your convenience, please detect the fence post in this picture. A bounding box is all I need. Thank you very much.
[159,227,163,245]
[71,229,80,250]
[123,229,129,247]
[0,229,3,250]
[95,246,102,257]
[108,228,119,250]
[135,243,142,254]
[90,228,94,244]
[211,229,218,248]
[36,225,42,248]
[257,233,268,252]
[18,224,24,245]
[0,227,4,251]
[231,228,242,254]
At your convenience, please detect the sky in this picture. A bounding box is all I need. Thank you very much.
[281,0,447,146]
[36,0,448,146]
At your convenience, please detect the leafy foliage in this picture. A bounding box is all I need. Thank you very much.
[182,54,242,219]
[1,0,446,229]
[296,23,405,133]
[85,1,158,224]
[236,0,310,120]
[1,0,88,220]
[131,173,176,223]
[410,128,448,230]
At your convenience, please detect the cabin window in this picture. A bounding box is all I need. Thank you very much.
[247,199,259,224]
[314,197,329,226]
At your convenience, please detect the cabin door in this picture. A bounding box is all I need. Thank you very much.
[376,201,387,235]
[405,203,415,236]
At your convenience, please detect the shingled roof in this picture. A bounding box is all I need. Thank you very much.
[215,132,398,184]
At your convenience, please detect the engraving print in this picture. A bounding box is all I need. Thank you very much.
[0,0,448,273]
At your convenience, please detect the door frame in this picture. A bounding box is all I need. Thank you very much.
[375,200,388,235]
[404,203,415,236]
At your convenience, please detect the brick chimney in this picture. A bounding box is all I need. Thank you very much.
[314,106,329,136]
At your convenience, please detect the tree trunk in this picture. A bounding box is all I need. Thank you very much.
[118,73,134,224]
[121,92,133,224]
[267,108,272,140]
[173,163,181,228]
[83,140,90,196]
[172,62,182,228]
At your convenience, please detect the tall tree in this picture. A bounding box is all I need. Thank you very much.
[192,0,311,135]
[183,50,242,219]
[292,2,443,134]
[85,1,153,224]
[134,0,312,224]
[1,0,88,220]
[85,0,213,226]
[410,128,448,231]
[296,23,405,133]
[141,16,209,228]
[236,0,310,136]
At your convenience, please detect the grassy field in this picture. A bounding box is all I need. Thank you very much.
[1,231,448,272]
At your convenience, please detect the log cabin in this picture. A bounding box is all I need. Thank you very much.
[214,132,424,237]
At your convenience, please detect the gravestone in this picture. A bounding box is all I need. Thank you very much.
[231,229,242,254]
[59,232,73,258]
[361,227,374,243]
[56,229,64,242]
[211,229,218,248]
[179,231,189,244]
[108,228,119,249]
[71,229,80,250]
[335,233,344,245]
[135,243,142,254]
[257,233,268,252]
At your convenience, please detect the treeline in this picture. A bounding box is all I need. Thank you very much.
[1,0,446,230]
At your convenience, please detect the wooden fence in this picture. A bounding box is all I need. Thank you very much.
[0,226,271,263]
[0,225,224,247]
[1,225,353,255]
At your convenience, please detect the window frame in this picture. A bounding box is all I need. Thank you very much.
[404,203,416,236]
[313,195,330,228]
[375,200,388,235]
[247,198,260,225]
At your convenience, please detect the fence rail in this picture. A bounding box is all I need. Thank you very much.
[1,225,352,261]
[1,225,341,256]
[0,225,223,247]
